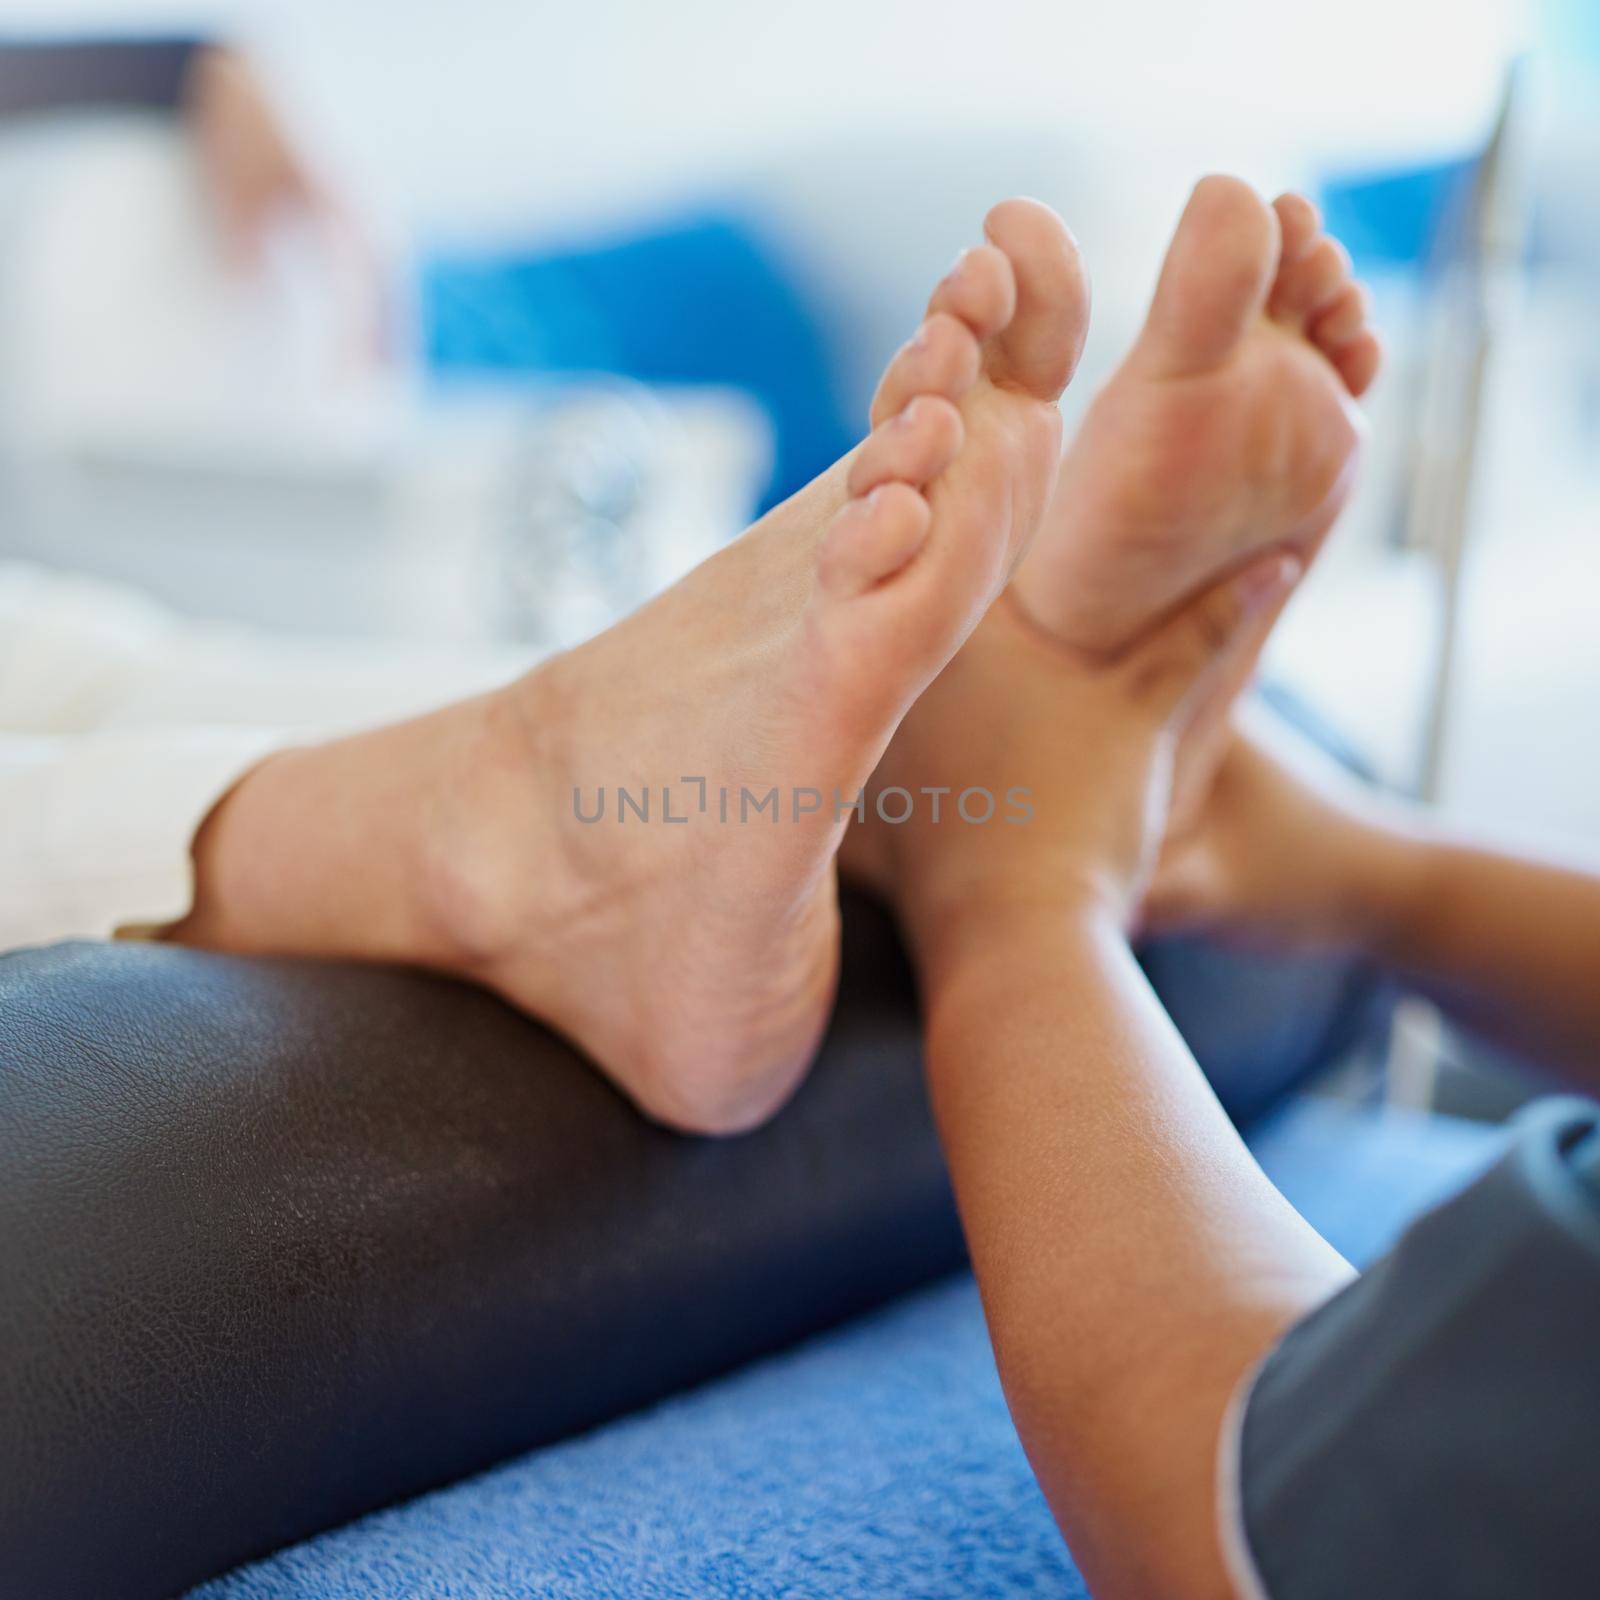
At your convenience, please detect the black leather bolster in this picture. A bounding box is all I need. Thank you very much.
[0,890,1379,1599]
[0,896,960,1600]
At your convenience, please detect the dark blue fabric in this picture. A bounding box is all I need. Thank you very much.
[1240,1096,1600,1600]
[420,214,856,513]
[1139,935,1387,1129]
[188,1099,1501,1599]
[1572,1125,1600,1201]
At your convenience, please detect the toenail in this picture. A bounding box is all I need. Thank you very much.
[910,322,933,350]
[896,398,925,427]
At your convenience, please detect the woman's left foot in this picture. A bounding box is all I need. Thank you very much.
[423,200,1088,1135]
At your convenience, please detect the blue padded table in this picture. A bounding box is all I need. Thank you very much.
[192,1099,1503,1600]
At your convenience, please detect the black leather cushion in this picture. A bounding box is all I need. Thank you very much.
[0,890,1380,1599]
[0,896,960,1600]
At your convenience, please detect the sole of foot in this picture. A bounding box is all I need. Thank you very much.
[425,198,1089,1134]
[1014,174,1382,653]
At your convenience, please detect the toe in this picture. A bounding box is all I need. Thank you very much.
[1271,234,1353,327]
[1134,174,1280,379]
[870,312,982,428]
[1272,192,1322,264]
[1333,330,1383,397]
[816,482,931,597]
[979,196,1090,400]
[1309,281,1371,353]
[926,243,1017,342]
[847,396,964,497]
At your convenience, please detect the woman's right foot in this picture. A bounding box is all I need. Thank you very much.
[419,200,1089,1133]
[1014,175,1381,652]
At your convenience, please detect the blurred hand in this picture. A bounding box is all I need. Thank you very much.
[855,550,1303,943]
[186,47,316,264]
[1014,552,1307,928]
[185,46,388,365]
[1140,713,1407,950]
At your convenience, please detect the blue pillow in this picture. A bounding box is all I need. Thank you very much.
[1317,157,1475,274]
[420,212,857,514]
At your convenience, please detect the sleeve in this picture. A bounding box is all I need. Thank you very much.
[1219,1096,1600,1600]
[0,560,519,951]
[0,727,286,948]
[0,562,521,739]
[0,38,203,121]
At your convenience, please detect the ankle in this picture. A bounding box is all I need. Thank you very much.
[411,668,573,984]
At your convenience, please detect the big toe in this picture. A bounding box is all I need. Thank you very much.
[980,197,1090,401]
[1135,174,1280,379]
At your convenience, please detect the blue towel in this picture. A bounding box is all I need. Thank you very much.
[191,1099,1502,1599]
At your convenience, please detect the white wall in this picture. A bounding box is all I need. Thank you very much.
[0,0,1528,235]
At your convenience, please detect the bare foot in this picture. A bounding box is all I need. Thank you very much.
[421,201,1089,1132]
[1014,175,1381,652]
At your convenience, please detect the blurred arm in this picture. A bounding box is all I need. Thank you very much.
[1147,719,1600,1086]
[1376,831,1600,1087]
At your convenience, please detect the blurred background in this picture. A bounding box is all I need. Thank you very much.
[0,0,1595,1109]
